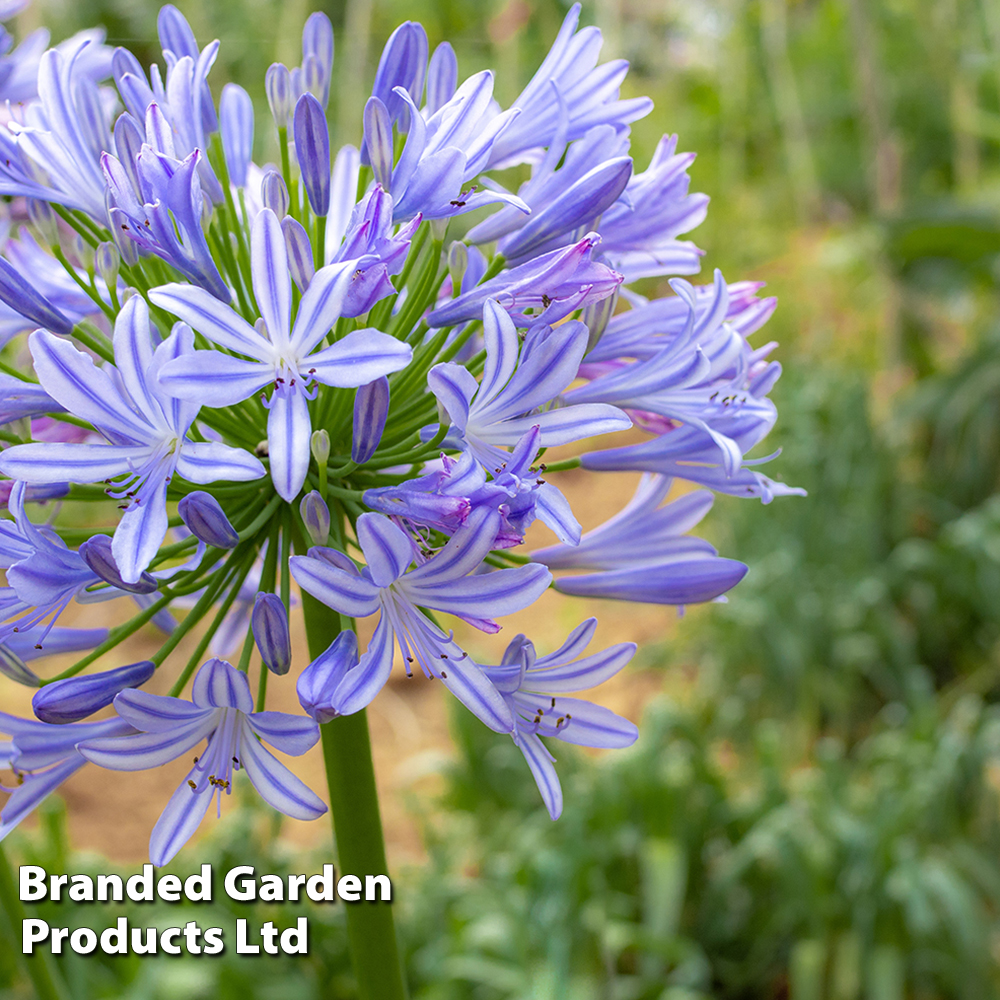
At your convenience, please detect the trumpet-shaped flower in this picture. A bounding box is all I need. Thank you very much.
[289,507,552,732]
[0,297,265,581]
[153,208,413,501]
[0,481,101,643]
[427,233,622,329]
[482,619,638,818]
[78,657,325,867]
[103,104,229,300]
[533,474,748,605]
[485,3,652,169]
[362,73,526,222]
[0,39,112,219]
[427,299,630,472]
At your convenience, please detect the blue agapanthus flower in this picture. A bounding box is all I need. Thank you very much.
[0,1,798,869]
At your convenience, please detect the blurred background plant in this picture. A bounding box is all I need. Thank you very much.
[6,0,1000,996]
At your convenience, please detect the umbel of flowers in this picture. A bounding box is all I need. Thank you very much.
[0,4,801,995]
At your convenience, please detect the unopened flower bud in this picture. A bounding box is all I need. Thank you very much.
[95,242,120,292]
[282,217,315,291]
[252,593,292,675]
[220,83,254,188]
[261,170,290,219]
[447,241,468,293]
[300,490,330,546]
[363,97,394,189]
[0,644,40,687]
[265,62,293,128]
[177,491,239,549]
[0,257,73,336]
[582,286,619,354]
[311,428,330,467]
[352,376,390,464]
[27,198,58,247]
[79,534,159,594]
[293,92,331,217]
[301,11,334,108]
[32,660,155,724]
[71,232,93,271]
[297,630,359,722]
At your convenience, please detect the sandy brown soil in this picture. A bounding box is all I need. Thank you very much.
[0,447,698,868]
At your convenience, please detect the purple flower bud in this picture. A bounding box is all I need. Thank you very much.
[281,217,315,291]
[220,83,254,188]
[96,242,120,293]
[157,4,199,61]
[293,92,331,217]
[252,593,292,675]
[0,256,74,337]
[302,12,334,108]
[177,491,239,549]
[300,490,330,546]
[261,170,289,218]
[113,112,144,194]
[71,233,93,271]
[363,97,394,189]
[266,63,293,128]
[370,21,428,133]
[352,376,390,464]
[33,660,155,724]
[0,645,40,687]
[79,534,159,594]
[582,286,619,354]
[426,42,457,115]
[27,199,58,246]
[297,630,359,723]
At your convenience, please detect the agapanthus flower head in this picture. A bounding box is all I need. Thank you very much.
[78,657,325,866]
[0,2,798,868]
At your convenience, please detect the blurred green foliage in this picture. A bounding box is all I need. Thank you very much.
[6,0,1000,996]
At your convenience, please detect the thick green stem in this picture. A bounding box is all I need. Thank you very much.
[301,591,408,1000]
[0,846,67,1000]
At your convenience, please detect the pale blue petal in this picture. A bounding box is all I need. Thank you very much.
[288,260,353,355]
[356,513,413,587]
[175,441,266,484]
[441,656,514,734]
[522,642,636,692]
[335,613,395,715]
[157,352,273,406]
[406,505,499,585]
[238,717,327,820]
[247,711,320,756]
[0,442,140,484]
[252,208,292,349]
[308,329,412,387]
[405,563,552,619]
[77,717,214,770]
[148,774,214,867]
[515,731,562,820]
[486,404,631,448]
[149,284,269,359]
[427,362,477,432]
[191,657,254,711]
[112,476,169,584]
[113,688,215,732]
[267,386,312,501]
[112,296,162,427]
[29,330,151,442]
[288,555,381,617]
[477,300,520,410]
